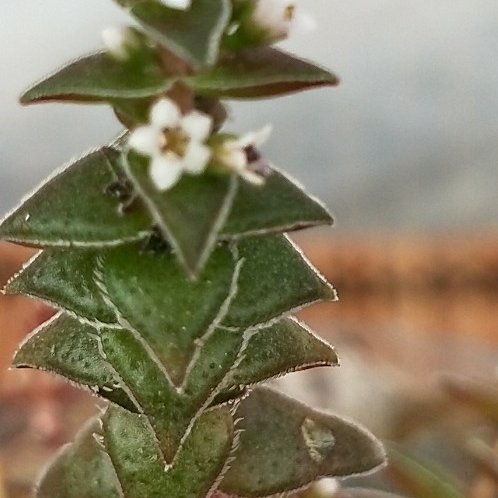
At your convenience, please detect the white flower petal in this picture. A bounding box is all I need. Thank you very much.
[252,0,294,41]
[223,148,247,172]
[291,10,317,35]
[150,153,184,191]
[102,26,138,60]
[181,111,213,142]
[160,0,191,10]
[150,98,182,129]
[182,142,211,174]
[251,124,273,147]
[128,126,164,156]
[227,124,272,150]
[240,169,265,186]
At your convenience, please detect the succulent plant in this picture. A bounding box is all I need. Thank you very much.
[1,1,385,496]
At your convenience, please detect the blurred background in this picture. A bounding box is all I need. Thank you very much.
[1,1,497,497]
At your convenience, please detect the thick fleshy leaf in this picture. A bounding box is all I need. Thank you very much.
[14,308,242,463]
[0,148,151,247]
[15,310,244,463]
[36,418,122,498]
[103,405,234,498]
[98,323,243,463]
[5,249,115,324]
[187,47,339,99]
[221,167,333,238]
[13,313,135,411]
[221,387,386,497]
[20,52,172,104]
[223,235,336,328]
[130,0,231,69]
[387,446,465,498]
[124,151,237,276]
[100,240,236,386]
[37,405,235,498]
[224,317,338,388]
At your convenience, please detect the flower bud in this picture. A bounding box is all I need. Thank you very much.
[251,0,296,42]
[102,26,142,61]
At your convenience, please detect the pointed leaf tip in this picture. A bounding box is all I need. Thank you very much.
[223,235,336,328]
[222,318,338,392]
[20,52,172,105]
[130,0,231,69]
[5,249,116,324]
[0,147,151,247]
[188,47,339,99]
[13,313,136,412]
[125,151,237,277]
[222,167,333,238]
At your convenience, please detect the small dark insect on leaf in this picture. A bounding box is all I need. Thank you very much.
[104,175,139,213]
[140,225,171,254]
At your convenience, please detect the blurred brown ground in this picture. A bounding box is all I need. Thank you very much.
[0,231,497,497]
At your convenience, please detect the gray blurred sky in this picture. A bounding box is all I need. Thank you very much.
[1,1,498,232]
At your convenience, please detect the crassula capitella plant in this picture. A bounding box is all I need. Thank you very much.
[1,1,386,497]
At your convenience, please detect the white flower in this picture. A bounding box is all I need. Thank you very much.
[102,26,141,61]
[160,0,191,10]
[128,98,213,191]
[217,125,272,185]
[251,0,316,43]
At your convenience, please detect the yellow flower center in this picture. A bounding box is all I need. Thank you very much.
[161,128,189,156]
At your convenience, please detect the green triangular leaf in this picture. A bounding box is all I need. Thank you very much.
[221,387,386,497]
[20,52,172,104]
[5,248,115,324]
[98,322,243,463]
[100,241,236,385]
[124,151,237,276]
[36,418,122,498]
[130,0,231,69]
[187,47,339,99]
[212,317,338,406]
[102,405,234,498]
[0,148,151,247]
[223,235,336,328]
[221,167,333,238]
[13,313,136,412]
[225,317,338,388]
[15,310,242,463]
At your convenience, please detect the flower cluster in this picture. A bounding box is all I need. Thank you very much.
[128,98,271,191]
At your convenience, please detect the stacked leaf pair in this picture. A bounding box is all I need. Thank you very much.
[0,1,385,497]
